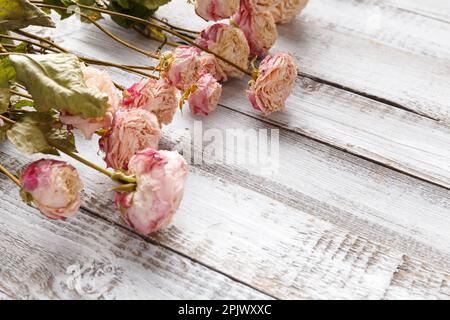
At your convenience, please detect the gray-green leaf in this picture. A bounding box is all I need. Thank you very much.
[9,53,108,118]
[0,0,55,31]
[7,121,58,155]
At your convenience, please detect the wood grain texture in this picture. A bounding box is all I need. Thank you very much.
[1,0,449,300]
[0,169,268,300]
[157,0,450,121]
[2,107,450,299]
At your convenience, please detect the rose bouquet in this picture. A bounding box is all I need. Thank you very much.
[0,0,306,235]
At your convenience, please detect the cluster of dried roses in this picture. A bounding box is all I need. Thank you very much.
[1,0,307,236]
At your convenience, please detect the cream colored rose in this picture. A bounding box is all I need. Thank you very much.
[195,0,240,21]
[123,78,178,125]
[99,109,161,171]
[197,23,250,79]
[233,2,278,56]
[271,0,309,24]
[247,52,297,115]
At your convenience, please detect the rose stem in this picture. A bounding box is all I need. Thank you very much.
[32,2,253,77]
[0,163,21,187]
[0,35,158,79]
[9,90,33,100]
[0,115,135,184]
[150,16,200,36]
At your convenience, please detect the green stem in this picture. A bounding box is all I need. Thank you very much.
[32,2,253,77]
[0,115,135,184]
[0,163,21,187]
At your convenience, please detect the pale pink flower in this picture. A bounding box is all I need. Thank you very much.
[271,0,309,24]
[20,159,83,220]
[123,78,178,125]
[233,0,278,57]
[163,46,201,91]
[197,23,250,79]
[198,52,227,82]
[188,74,222,116]
[60,65,121,139]
[99,109,161,171]
[247,53,297,115]
[195,0,240,21]
[115,149,188,235]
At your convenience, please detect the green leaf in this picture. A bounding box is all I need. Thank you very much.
[109,0,171,28]
[7,121,58,155]
[9,53,108,118]
[0,0,55,31]
[0,57,14,113]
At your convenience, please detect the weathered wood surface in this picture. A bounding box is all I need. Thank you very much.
[1,0,450,300]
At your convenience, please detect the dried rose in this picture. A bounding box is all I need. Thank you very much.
[233,0,278,57]
[115,149,188,235]
[247,52,297,115]
[195,0,240,21]
[188,74,222,116]
[271,0,309,24]
[123,78,178,125]
[197,23,250,79]
[99,109,161,171]
[198,52,228,82]
[162,46,201,91]
[20,159,83,220]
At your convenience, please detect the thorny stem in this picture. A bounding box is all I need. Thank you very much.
[150,16,200,36]
[0,163,21,187]
[31,2,253,77]
[0,115,135,185]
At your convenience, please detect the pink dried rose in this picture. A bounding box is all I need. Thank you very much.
[271,0,309,24]
[99,109,161,171]
[115,149,188,235]
[123,78,178,125]
[60,65,121,140]
[188,74,222,116]
[195,0,240,21]
[162,46,201,91]
[197,23,250,79]
[233,0,278,57]
[198,52,227,82]
[247,52,297,115]
[20,159,83,220]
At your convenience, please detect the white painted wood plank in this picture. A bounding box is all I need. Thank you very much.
[0,173,268,300]
[156,0,450,121]
[384,0,450,22]
[2,108,450,299]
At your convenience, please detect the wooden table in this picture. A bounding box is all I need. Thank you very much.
[1,0,449,299]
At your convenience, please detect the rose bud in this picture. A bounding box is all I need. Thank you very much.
[123,78,178,125]
[233,0,278,57]
[197,23,250,79]
[115,149,188,235]
[162,46,201,91]
[247,52,297,115]
[188,74,222,116]
[20,159,83,220]
[60,65,121,139]
[195,0,240,21]
[271,0,309,24]
[198,52,228,82]
[99,109,161,171]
